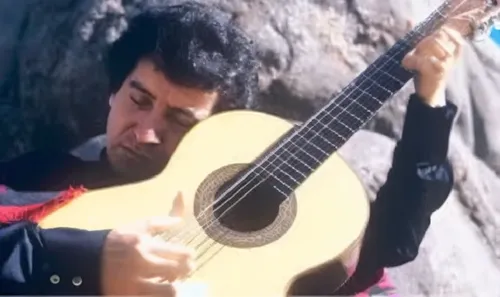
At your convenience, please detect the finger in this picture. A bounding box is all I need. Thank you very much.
[434,27,464,57]
[169,191,185,217]
[146,216,183,234]
[405,20,414,33]
[140,241,193,280]
[433,31,455,58]
[441,27,464,57]
[138,278,177,297]
[141,254,181,281]
[141,251,195,282]
[415,32,451,60]
[420,55,447,78]
[401,50,417,71]
[402,54,446,77]
[148,238,196,260]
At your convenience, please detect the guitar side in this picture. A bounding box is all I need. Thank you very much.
[39,110,370,297]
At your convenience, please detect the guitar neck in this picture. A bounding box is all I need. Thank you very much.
[254,1,452,195]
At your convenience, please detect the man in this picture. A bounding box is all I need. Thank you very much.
[0,1,461,296]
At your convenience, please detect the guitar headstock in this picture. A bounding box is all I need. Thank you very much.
[442,0,500,40]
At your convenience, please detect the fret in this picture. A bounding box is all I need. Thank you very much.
[254,1,453,194]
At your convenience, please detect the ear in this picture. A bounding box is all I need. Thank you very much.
[108,94,115,107]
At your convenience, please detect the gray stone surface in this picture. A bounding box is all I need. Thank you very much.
[1,0,499,294]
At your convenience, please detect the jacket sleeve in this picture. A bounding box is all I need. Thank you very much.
[335,94,457,295]
[0,220,110,295]
[367,94,457,268]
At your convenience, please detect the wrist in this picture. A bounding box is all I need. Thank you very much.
[400,94,457,163]
[416,89,446,108]
[41,227,110,295]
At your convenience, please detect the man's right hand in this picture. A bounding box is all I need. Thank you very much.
[101,194,195,296]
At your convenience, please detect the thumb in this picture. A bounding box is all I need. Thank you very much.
[169,191,185,217]
[145,216,182,235]
[144,192,185,235]
[406,19,414,33]
[402,49,418,71]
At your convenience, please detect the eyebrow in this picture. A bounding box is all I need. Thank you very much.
[130,79,212,120]
[169,106,209,122]
[130,80,156,99]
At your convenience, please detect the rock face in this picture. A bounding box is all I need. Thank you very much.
[1,0,499,295]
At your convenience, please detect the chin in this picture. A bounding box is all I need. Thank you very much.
[115,158,168,181]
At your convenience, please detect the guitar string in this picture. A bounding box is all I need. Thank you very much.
[164,0,459,272]
[186,27,427,273]
[182,2,470,273]
[160,3,450,259]
[162,33,423,273]
[165,2,445,246]
[184,0,472,276]
[192,1,482,278]
[171,1,458,262]
[184,0,467,249]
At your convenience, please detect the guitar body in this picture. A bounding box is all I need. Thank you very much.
[36,1,500,295]
[40,110,370,297]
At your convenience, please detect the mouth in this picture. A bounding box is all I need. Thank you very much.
[120,145,152,160]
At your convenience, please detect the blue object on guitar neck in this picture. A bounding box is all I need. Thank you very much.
[490,27,500,45]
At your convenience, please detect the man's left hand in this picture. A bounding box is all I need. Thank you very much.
[402,26,465,107]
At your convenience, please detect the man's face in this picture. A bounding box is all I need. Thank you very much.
[106,58,218,178]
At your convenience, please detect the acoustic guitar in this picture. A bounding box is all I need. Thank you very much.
[39,1,500,296]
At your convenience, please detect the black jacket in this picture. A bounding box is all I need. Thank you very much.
[0,94,457,295]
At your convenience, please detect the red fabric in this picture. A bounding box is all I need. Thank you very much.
[0,186,87,224]
[372,270,399,296]
[338,268,397,297]
[339,268,384,295]
[0,183,399,297]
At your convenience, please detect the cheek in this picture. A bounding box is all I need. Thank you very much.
[107,97,135,139]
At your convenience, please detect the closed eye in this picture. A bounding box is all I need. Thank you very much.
[167,108,198,127]
[130,95,153,110]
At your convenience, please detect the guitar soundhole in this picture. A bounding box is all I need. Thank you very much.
[213,175,282,232]
[194,163,297,248]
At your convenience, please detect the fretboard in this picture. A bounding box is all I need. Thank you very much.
[255,1,452,195]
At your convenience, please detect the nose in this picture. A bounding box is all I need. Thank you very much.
[134,116,164,145]
[134,128,161,144]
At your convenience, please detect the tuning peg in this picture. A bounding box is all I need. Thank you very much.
[471,14,500,42]
[471,22,490,42]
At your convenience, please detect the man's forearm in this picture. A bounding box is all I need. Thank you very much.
[334,94,457,295]
[368,94,457,267]
[0,221,109,295]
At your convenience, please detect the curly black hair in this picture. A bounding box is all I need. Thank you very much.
[106,1,259,111]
